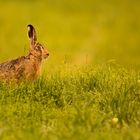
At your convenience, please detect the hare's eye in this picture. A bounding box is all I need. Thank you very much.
[35,46,41,51]
[41,46,44,49]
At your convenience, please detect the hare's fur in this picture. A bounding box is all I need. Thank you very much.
[0,25,49,82]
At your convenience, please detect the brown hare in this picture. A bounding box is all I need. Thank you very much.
[0,24,49,82]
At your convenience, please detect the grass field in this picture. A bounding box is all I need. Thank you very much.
[0,0,140,140]
[0,64,140,140]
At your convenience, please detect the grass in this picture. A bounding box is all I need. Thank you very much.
[0,0,140,139]
[0,64,140,140]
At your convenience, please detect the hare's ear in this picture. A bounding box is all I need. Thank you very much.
[27,24,37,48]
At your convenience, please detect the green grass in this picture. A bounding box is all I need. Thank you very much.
[0,0,140,139]
[0,64,140,140]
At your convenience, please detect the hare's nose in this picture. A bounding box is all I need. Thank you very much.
[47,53,49,56]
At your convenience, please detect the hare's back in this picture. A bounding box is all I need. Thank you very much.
[0,56,27,80]
[0,56,26,71]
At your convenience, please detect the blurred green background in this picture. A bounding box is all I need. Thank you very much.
[0,0,140,70]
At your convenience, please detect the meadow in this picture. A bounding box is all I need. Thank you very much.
[0,0,140,140]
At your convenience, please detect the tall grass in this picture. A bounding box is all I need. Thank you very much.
[0,64,140,140]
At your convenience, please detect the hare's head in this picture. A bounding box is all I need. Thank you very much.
[27,24,49,60]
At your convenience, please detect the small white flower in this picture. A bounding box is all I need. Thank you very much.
[112,117,118,124]
[138,80,140,84]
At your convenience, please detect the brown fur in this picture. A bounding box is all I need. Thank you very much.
[0,25,49,82]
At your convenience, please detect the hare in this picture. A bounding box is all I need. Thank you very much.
[0,24,49,82]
